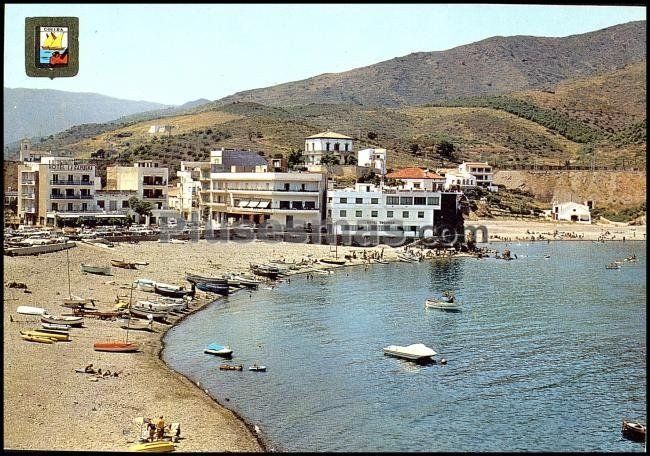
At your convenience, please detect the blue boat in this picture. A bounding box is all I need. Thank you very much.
[204,343,233,357]
[195,282,229,296]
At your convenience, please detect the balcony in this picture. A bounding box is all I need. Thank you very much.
[143,180,167,186]
[21,180,36,185]
[23,208,37,213]
[21,193,35,199]
[50,194,94,200]
[50,180,94,185]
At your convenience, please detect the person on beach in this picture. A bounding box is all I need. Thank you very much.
[156,416,165,440]
[147,419,156,442]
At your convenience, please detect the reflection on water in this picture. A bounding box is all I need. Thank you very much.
[163,242,646,452]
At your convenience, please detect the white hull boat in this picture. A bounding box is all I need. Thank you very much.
[383,343,437,362]
[133,278,156,292]
[425,298,460,312]
[41,314,84,326]
[41,322,71,331]
[204,343,233,357]
[17,306,47,315]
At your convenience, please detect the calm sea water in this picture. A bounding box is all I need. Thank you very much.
[163,242,646,452]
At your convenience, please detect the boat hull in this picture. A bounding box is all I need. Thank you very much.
[425,300,460,312]
[196,282,229,295]
[154,284,191,298]
[219,364,243,371]
[80,264,112,275]
[128,441,175,452]
[17,306,47,315]
[41,315,84,326]
[21,334,56,344]
[111,260,138,269]
[622,420,646,442]
[93,342,139,352]
[21,330,70,341]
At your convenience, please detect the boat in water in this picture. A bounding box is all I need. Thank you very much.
[425,292,460,312]
[397,252,421,263]
[383,343,437,362]
[219,363,243,371]
[605,262,621,270]
[621,420,646,442]
[250,263,280,280]
[204,343,233,357]
[249,364,267,372]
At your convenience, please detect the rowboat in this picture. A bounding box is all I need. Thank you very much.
[41,314,84,326]
[36,327,70,337]
[204,343,233,357]
[111,259,138,269]
[128,440,175,452]
[20,330,70,342]
[230,275,261,288]
[219,364,243,371]
[93,341,139,352]
[383,343,437,362]
[80,264,112,275]
[129,306,169,321]
[21,333,56,344]
[320,257,346,265]
[605,263,620,270]
[425,294,460,312]
[118,317,153,331]
[622,420,646,442]
[133,278,156,292]
[41,322,71,331]
[195,282,229,296]
[154,283,192,298]
[249,364,267,372]
[62,298,95,308]
[250,263,280,280]
[16,306,47,315]
[135,299,186,313]
[397,252,420,263]
[185,272,229,285]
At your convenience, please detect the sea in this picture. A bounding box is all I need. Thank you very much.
[162,241,646,452]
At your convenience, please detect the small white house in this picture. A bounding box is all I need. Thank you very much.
[304,131,353,167]
[552,202,591,224]
[357,148,387,175]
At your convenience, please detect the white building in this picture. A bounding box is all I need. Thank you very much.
[200,149,326,229]
[174,161,211,221]
[95,190,137,215]
[304,131,353,169]
[385,168,446,191]
[459,162,497,191]
[18,156,102,226]
[442,170,477,191]
[552,202,591,223]
[328,182,452,239]
[148,125,174,135]
[357,148,387,175]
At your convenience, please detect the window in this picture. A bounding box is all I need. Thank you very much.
[52,174,59,182]
[82,203,88,211]
[291,201,303,210]
[301,184,306,191]
[109,201,117,211]
[334,143,340,151]
[82,174,90,182]
[284,183,290,191]
[66,189,74,196]
[402,211,409,218]
[340,197,347,204]
[371,210,378,218]
[400,197,413,205]
[328,197,332,202]
[67,174,73,182]
[387,210,394,218]
[122,200,129,208]
[326,142,330,151]
[387,196,399,205]
[345,144,349,152]
[356,210,362,217]
[414,197,426,205]
[355,198,363,204]
[418,211,425,218]
[427,196,440,205]
[371,198,379,204]
[340,210,347,217]
[413,182,421,189]
[67,203,73,211]
[97,200,105,208]
[304,201,315,210]
[279,201,290,209]
[327,209,332,218]
[51,203,58,211]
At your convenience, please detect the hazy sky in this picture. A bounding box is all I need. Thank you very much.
[4,4,646,105]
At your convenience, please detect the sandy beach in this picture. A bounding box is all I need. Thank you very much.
[3,238,374,451]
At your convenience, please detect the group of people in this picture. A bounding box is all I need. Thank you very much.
[145,416,169,442]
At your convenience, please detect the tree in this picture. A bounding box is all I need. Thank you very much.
[344,154,357,165]
[436,140,456,159]
[320,153,340,166]
[128,196,152,221]
[409,143,420,154]
[367,131,378,140]
[287,149,304,168]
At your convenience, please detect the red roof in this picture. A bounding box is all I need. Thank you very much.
[385,167,443,179]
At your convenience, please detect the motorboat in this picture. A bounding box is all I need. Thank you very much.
[204,343,233,357]
[605,263,621,270]
[425,293,460,312]
[219,364,243,371]
[250,263,280,280]
[249,364,267,372]
[383,343,437,362]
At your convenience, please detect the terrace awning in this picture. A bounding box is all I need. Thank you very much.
[238,200,250,207]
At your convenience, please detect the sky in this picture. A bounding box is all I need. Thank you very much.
[4,4,647,106]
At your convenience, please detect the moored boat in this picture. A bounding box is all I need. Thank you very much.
[93,341,139,352]
[80,264,112,275]
[231,274,261,288]
[397,252,420,263]
[154,283,193,298]
[219,363,243,371]
[622,420,646,442]
[383,343,437,362]
[250,263,280,280]
[204,343,233,357]
[249,364,267,372]
[606,262,621,270]
[424,292,460,312]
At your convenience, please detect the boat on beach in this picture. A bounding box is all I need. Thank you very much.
[129,306,169,321]
[320,257,347,265]
[41,322,71,331]
[230,274,261,288]
[250,263,280,280]
[118,316,153,331]
[128,440,175,452]
[133,278,157,292]
[93,341,139,352]
[204,343,233,357]
[195,282,230,295]
[383,343,437,362]
[154,283,193,298]
[80,264,112,275]
[20,329,70,342]
[21,333,56,344]
[41,314,84,326]
[111,259,138,269]
[397,252,421,263]
[16,305,47,315]
[185,272,229,285]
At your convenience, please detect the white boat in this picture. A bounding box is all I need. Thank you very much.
[135,299,186,313]
[425,294,460,312]
[133,278,156,292]
[204,343,233,357]
[16,306,47,315]
[383,343,437,361]
[41,322,71,331]
[41,314,84,327]
[397,252,420,263]
[118,316,153,331]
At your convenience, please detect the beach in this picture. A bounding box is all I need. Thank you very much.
[3,222,646,450]
[3,238,370,451]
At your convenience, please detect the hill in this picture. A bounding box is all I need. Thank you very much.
[3,88,170,149]
[212,20,646,107]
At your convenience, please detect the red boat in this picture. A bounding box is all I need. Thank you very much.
[93,341,139,352]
